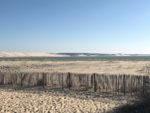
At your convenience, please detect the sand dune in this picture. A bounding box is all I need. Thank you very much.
[0,52,65,57]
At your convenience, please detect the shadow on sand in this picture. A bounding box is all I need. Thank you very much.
[107,95,150,113]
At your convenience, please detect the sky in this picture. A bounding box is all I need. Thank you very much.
[0,0,150,54]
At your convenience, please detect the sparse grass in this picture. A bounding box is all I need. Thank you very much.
[0,61,150,74]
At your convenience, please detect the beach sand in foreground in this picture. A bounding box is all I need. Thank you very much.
[0,87,129,113]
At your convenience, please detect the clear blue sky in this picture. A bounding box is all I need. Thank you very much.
[0,0,150,54]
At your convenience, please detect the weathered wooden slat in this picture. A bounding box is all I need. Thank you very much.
[0,72,149,96]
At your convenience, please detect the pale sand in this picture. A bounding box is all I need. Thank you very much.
[0,52,66,57]
[0,88,129,113]
[0,61,150,74]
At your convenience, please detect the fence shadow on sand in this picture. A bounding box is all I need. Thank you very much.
[106,94,150,113]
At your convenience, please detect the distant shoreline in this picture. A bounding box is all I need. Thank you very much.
[1,56,150,61]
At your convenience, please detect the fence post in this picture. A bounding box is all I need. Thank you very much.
[123,75,126,96]
[115,76,117,96]
[67,72,72,90]
[118,75,120,95]
[61,74,64,89]
[43,73,46,88]
[20,73,22,87]
[143,76,146,96]
[93,73,97,92]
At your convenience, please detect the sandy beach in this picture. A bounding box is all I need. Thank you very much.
[1,0,149,112]
[0,87,130,113]
[0,61,150,75]
[0,60,147,113]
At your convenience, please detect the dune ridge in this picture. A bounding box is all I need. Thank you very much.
[0,52,65,57]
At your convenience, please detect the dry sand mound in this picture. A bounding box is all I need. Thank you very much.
[0,52,65,57]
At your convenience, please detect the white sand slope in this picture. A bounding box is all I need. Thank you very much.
[0,52,66,57]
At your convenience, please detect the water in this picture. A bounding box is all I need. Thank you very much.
[1,56,150,61]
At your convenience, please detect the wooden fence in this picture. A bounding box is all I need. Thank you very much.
[0,72,149,96]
